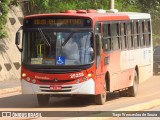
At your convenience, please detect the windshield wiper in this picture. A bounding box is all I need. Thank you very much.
[38,28,51,46]
[62,32,74,47]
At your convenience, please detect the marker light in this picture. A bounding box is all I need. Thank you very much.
[82,77,87,81]
[22,73,26,77]
[32,79,36,84]
[76,79,80,84]
[26,77,30,82]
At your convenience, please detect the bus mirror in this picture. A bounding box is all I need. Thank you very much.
[15,32,20,45]
[15,31,22,52]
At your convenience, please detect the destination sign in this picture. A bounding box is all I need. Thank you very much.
[34,19,82,25]
[24,17,92,28]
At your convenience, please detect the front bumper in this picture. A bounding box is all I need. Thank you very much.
[21,79,95,95]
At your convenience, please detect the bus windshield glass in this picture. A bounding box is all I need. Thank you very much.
[22,29,94,66]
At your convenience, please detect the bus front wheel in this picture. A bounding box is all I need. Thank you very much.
[128,70,138,97]
[37,94,50,106]
[95,81,107,105]
[95,92,106,105]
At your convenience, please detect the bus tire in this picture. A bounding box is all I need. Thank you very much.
[95,92,106,105]
[128,70,138,97]
[95,81,107,105]
[37,94,50,106]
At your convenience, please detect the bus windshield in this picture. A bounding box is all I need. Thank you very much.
[22,29,94,66]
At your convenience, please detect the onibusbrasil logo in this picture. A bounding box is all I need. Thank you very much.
[2,112,42,118]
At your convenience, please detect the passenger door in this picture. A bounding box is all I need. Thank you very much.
[95,22,105,94]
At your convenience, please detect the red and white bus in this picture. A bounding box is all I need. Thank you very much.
[15,9,153,106]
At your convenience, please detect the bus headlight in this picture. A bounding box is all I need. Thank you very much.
[88,74,92,78]
[22,73,26,77]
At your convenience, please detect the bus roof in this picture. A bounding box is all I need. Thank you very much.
[24,11,151,21]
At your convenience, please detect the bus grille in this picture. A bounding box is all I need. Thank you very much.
[41,90,71,92]
[38,79,74,83]
[40,86,72,92]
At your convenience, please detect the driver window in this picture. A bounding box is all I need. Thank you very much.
[95,22,102,68]
[103,23,111,52]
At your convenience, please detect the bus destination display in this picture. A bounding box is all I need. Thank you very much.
[24,18,92,28]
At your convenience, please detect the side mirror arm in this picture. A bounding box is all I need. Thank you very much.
[16,46,23,52]
[15,26,23,52]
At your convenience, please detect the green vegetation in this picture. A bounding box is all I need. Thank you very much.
[136,0,160,46]
[21,0,141,14]
[0,0,18,39]
[21,0,109,14]
[0,0,9,39]
[1,0,160,45]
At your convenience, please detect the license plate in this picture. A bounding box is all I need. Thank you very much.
[50,86,62,90]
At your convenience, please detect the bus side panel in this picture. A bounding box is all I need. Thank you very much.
[120,47,153,90]
[95,52,107,95]
[120,49,136,89]
[107,50,122,92]
[136,47,153,83]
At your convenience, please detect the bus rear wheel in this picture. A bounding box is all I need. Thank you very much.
[37,94,50,106]
[127,70,138,97]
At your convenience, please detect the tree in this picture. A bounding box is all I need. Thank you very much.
[135,0,160,46]
[21,0,110,15]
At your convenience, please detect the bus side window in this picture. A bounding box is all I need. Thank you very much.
[103,23,109,37]
[142,21,146,47]
[95,23,102,68]
[120,23,127,50]
[127,22,133,49]
[139,21,145,47]
[133,21,139,48]
[95,23,101,33]
[103,23,111,52]
[145,20,151,47]
[148,21,151,46]
[104,38,111,52]
[111,23,120,51]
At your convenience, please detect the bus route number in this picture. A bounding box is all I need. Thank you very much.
[70,73,84,79]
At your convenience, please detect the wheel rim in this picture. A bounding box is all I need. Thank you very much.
[102,92,106,99]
